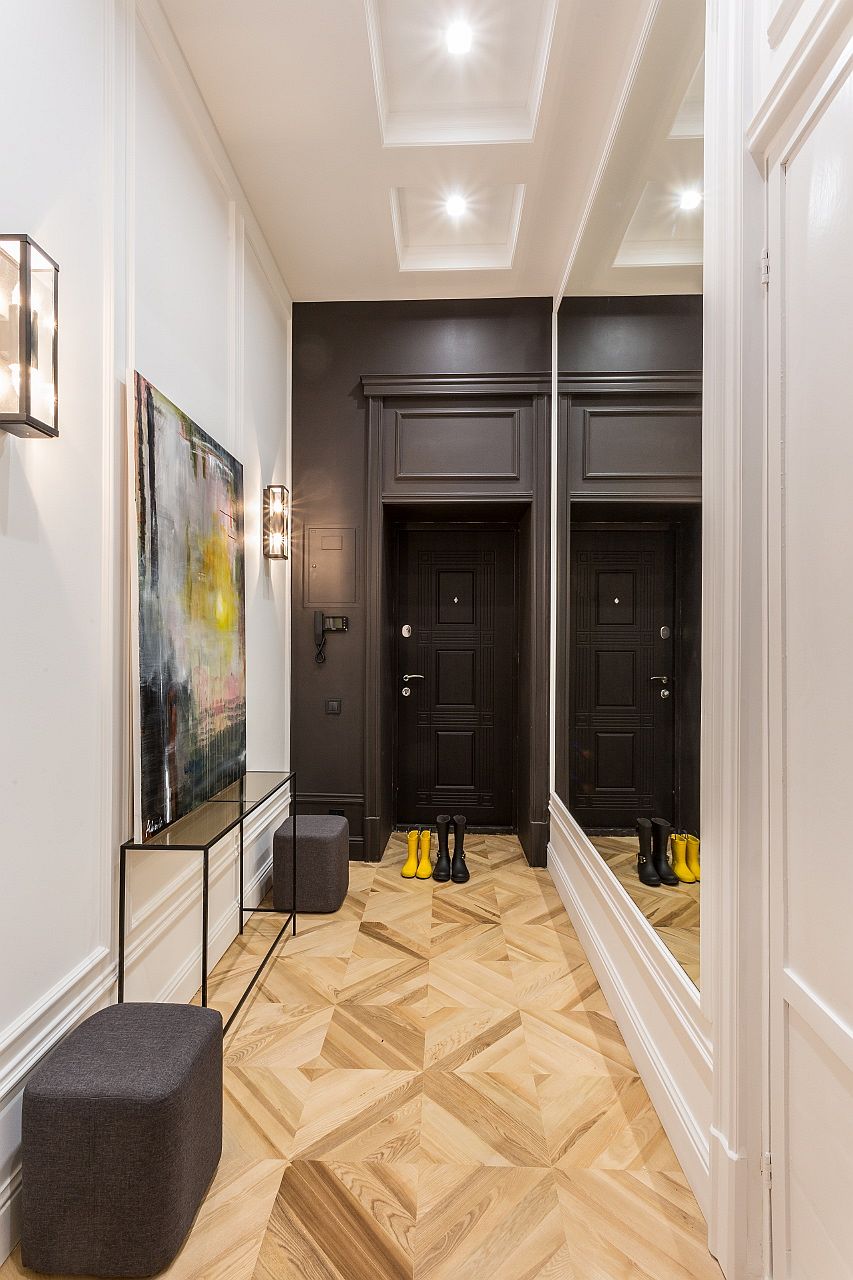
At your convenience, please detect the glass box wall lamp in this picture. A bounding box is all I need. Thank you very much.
[263,484,289,559]
[0,235,59,438]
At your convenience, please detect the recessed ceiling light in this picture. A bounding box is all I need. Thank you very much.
[679,189,702,211]
[446,20,473,55]
[445,194,467,217]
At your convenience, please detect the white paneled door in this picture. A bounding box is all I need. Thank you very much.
[766,35,853,1280]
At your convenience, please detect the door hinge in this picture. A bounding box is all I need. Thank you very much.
[760,1151,772,1191]
[761,249,770,285]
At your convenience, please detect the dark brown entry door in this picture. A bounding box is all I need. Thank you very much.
[395,527,516,829]
[569,527,674,829]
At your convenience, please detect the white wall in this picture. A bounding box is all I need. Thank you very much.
[0,0,292,1257]
[135,22,231,443]
[244,238,291,776]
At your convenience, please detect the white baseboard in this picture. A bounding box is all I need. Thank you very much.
[0,1164,21,1267]
[548,795,713,1219]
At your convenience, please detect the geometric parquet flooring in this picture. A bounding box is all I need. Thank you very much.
[590,835,701,987]
[1,834,720,1280]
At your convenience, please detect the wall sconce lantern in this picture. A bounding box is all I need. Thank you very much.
[263,484,289,559]
[0,235,59,438]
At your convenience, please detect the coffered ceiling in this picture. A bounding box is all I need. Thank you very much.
[159,0,705,301]
[365,0,558,146]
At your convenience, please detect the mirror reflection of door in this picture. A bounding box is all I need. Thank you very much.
[561,493,702,988]
[569,526,676,829]
[394,526,517,832]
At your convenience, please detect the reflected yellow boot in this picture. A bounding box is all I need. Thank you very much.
[686,834,701,882]
[416,827,433,879]
[402,829,419,878]
[671,832,695,883]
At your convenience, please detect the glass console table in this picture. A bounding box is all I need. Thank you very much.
[118,770,296,1033]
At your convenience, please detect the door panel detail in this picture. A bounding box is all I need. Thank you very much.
[435,731,475,789]
[595,732,635,790]
[436,649,476,706]
[595,650,636,708]
[437,571,474,624]
[767,65,853,1278]
[596,570,636,624]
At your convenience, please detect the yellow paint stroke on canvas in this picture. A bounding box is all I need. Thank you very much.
[184,518,240,635]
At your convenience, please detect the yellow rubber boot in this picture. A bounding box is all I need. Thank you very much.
[671,832,695,883]
[686,834,700,882]
[416,828,433,879]
[402,829,419,878]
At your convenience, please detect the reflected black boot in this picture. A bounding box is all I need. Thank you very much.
[651,817,679,886]
[433,814,452,881]
[451,814,470,883]
[637,818,660,886]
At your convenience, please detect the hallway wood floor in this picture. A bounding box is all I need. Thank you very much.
[3,834,720,1280]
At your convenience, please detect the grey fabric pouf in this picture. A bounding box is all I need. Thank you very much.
[273,814,349,913]
[21,1002,222,1277]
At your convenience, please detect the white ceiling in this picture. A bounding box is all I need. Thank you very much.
[160,0,704,301]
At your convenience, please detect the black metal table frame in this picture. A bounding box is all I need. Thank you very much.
[117,771,296,1034]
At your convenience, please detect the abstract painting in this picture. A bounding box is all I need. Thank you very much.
[131,373,246,838]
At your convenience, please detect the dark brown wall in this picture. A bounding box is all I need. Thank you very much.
[292,299,551,854]
[558,295,703,373]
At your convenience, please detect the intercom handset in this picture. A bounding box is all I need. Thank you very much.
[314,610,349,664]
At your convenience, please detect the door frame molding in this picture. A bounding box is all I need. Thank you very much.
[702,1,775,1272]
[362,373,551,865]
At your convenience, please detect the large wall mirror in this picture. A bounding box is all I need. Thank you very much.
[555,0,705,987]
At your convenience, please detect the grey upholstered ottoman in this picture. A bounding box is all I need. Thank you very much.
[21,1002,222,1277]
[273,813,349,912]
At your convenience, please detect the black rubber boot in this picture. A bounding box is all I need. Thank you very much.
[450,814,470,883]
[637,818,660,886]
[651,817,679,886]
[433,814,452,881]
